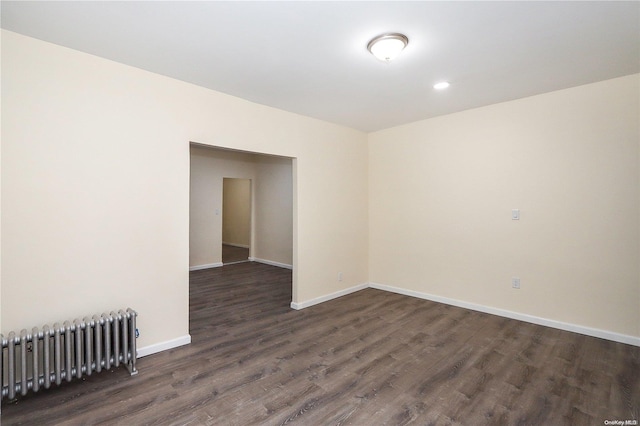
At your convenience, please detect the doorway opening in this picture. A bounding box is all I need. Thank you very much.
[222,177,251,264]
[189,143,296,310]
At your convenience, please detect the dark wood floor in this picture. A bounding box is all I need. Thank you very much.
[2,262,639,425]
[222,244,249,264]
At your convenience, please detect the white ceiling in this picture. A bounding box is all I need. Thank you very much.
[2,1,639,132]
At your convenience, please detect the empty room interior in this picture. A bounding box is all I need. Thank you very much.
[1,1,639,425]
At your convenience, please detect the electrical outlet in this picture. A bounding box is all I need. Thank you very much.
[512,277,520,289]
[338,272,343,282]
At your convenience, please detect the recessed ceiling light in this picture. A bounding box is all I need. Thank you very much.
[367,33,409,63]
[434,81,450,90]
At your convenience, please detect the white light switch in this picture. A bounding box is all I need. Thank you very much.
[215,209,220,215]
[512,277,521,289]
[512,209,520,220]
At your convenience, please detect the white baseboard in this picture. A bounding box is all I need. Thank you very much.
[136,282,638,362]
[223,242,250,249]
[291,283,369,310]
[137,334,191,358]
[369,282,640,347]
[249,257,293,270]
[189,262,223,271]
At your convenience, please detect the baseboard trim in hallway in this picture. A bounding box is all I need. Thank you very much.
[249,257,293,270]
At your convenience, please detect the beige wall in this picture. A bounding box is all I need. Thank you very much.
[369,74,640,339]
[254,156,294,266]
[0,29,3,341]
[222,178,251,248]
[1,31,369,351]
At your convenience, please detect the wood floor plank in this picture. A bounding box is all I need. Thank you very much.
[2,262,638,425]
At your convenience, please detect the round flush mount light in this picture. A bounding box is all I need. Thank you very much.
[433,81,451,90]
[367,33,409,63]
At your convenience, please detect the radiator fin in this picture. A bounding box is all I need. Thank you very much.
[1,308,137,400]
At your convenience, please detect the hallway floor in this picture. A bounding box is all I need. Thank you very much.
[222,244,249,264]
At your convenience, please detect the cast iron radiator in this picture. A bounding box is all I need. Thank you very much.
[1,308,138,400]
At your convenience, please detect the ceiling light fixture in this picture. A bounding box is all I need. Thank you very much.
[367,33,409,63]
[433,81,450,90]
